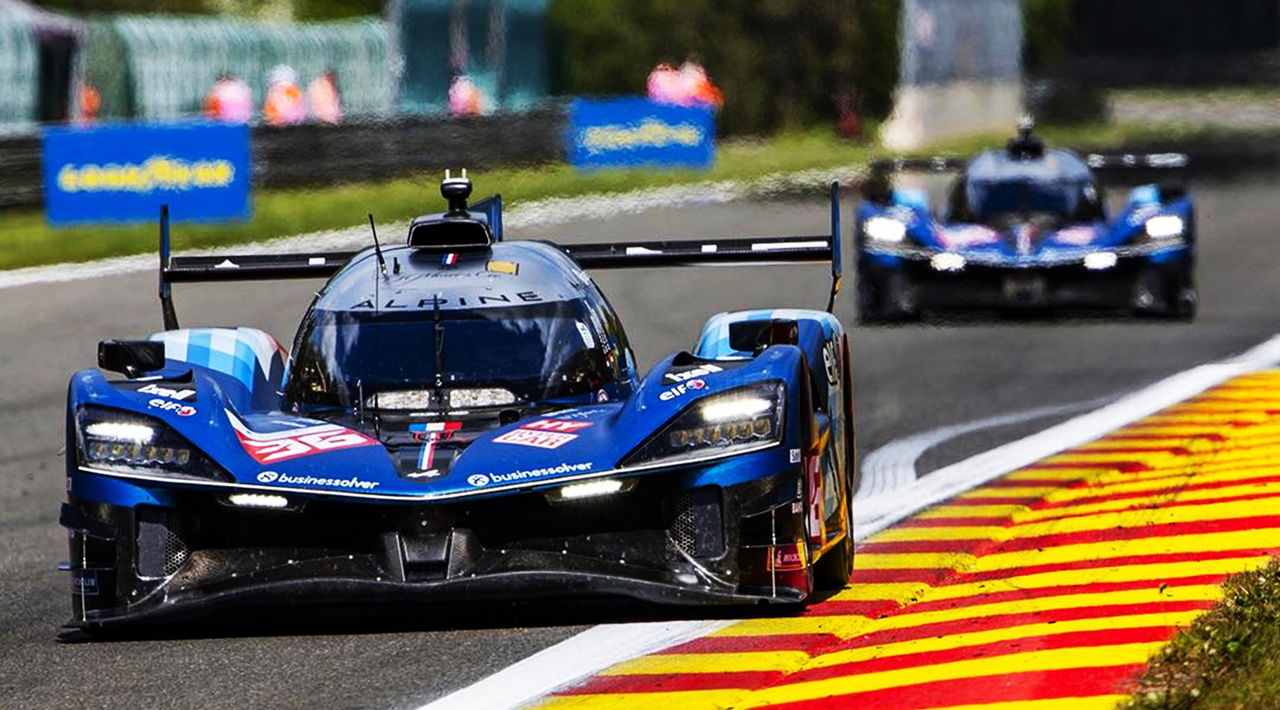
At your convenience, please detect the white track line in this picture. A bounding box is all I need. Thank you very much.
[419,332,1280,710]
[416,619,737,710]
[857,333,1280,538]
[856,395,1116,501]
[0,166,867,292]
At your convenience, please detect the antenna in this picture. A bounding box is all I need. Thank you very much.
[368,213,388,276]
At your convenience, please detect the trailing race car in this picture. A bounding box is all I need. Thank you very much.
[855,122,1197,322]
[60,174,856,631]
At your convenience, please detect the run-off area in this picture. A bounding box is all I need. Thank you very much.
[528,369,1280,710]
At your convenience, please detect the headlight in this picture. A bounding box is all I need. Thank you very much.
[76,406,230,481]
[864,216,907,244]
[623,382,784,469]
[1144,215,1185,240]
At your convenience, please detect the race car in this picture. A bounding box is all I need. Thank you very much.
[855,123,1197,322]
[59,174,856,631]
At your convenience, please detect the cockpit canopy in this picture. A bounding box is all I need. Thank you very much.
[948,149,1104,224]
[285,298,624,411]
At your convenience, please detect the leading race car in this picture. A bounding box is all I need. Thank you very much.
[60,175,856,631]
[855,122,1197,322]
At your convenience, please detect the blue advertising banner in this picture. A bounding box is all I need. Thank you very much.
[42,122,252,225]
[567,98,715,170]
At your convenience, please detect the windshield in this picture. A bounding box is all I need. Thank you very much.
[285,300,614,409]
[964,179,1100,221]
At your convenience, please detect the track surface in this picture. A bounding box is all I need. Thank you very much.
[536,370,1280,709]
[3,173,1280,708]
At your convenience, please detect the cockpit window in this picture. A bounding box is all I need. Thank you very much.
[285,300,617,409]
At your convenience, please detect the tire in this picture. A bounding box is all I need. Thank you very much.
[1134,266,1197,321]
[814,337,856,592]
[814,530,854,591]
[858,271,917,324]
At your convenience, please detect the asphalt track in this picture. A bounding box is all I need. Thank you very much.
[4,171,1280,709]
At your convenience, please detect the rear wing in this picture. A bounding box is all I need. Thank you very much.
[157,181,844,329]
[1085,153,1189,170]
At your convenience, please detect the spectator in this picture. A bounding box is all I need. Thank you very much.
[202,73,253,124]
[77,82,101,124]
[307,69,342,124]
[263,65,305,126]
[646,62,681,105]
[678,57,723,110]
[448,74,486,116]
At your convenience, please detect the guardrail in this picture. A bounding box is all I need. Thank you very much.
[0,104,567,210]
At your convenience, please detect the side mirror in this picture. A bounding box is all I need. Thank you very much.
[98,339,166,379]
[729,319,799,354]
[863,175,894,206]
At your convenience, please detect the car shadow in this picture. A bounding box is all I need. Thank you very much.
[57,587,847,644]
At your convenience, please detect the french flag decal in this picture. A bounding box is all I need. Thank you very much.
[410,421,463,471]
[442,253,459,266]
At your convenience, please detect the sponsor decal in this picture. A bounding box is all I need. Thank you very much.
[494,428,578,449]
[228,413,378,464]
[409,421,463,475]
[467,462,595,487]
[821,342,840,386]
[148,398,196,417]
[659,378,706,402]
[664,363,723,383]
[138,383,195,401]
[485,260,519,276]
[441,252,459,266]
[71,569,99,595]
[350,291,543,310]
[523,419,594,433]
[789,448,802,464]
[596,389,610,403]
[553,407,607,421]
[575,321,595,348]
[255,470,379,490]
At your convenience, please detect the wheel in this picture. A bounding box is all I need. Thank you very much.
[814,529,854,590]
[858,271,918,324]
[814,337,855,592]
[1133,266,1196,321]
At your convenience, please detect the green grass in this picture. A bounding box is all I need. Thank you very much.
[0,120,1255,272]
[1112,86,1280,104]
[1125,559,1280,710]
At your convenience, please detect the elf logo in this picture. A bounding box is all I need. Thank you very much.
[659,378,706,401]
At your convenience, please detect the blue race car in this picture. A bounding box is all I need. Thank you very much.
[855,123,1196,322]
[60,175,856,630]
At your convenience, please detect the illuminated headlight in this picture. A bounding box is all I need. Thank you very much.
[623,382,784,469]
[76,406,228,481]
[1145,215,1185,240]
[547,478,635,503]
[930,252,966,272]
[1084,251,1118,270]
[227,493,290,509]
[368,390,432,410]
[864,217,907,244]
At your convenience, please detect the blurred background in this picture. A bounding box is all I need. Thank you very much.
[1,0,1277,250]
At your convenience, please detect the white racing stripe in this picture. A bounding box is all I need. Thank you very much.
[419,332,1280,710]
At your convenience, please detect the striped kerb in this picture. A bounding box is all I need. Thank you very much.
[533,370,1280,710]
